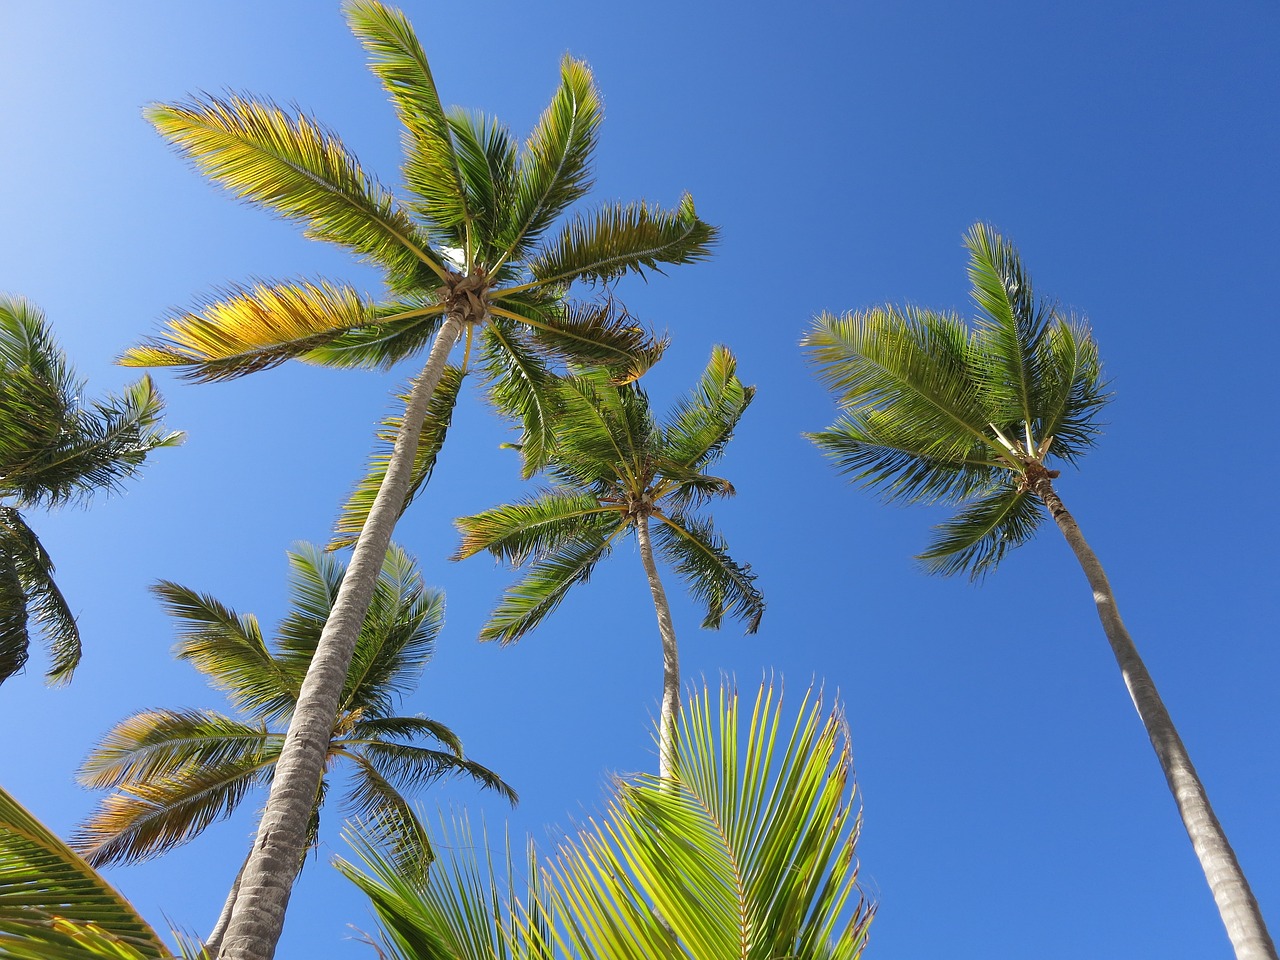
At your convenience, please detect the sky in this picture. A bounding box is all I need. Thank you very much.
[1,1,1278,957]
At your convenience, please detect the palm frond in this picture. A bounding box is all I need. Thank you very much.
[446,109,517,261]
[121,279,375,381]
[475,527,621,645]
[155,581,297,723]
[660,344,753,471]
[0,509,78,685]
[1034,316,1109,465]
[344,0,471,241]
[918,482,1044,580]
[547,373,653,489]
[518,298,667,386]
[499,55,602,264]
[304,298,445,370]
[653,512,764,633]
[355,742,517,806]
[350,716,462,756]
[804,307,1002,469]
[76,709,275,791]
[72,750,277,868]
[340,755,435,886]
[146,93,435,284]
[0,296,69,385]
[526,194,716,287]
[330,365,465,549]
[453,491,617,565]
[476,319,562,477]
[0,784,169,959]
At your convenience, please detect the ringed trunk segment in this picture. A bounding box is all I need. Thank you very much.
[1027,467,1277,960]
[219,315,465,960]
[635,517,680,782]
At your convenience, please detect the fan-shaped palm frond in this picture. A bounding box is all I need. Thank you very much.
[337,681,873,960]
[0,785,170,960]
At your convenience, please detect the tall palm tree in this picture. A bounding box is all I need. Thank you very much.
[337,680,873,960]
[802,222,1275,960]
[454,347,763,779]
[0,783,171,960]
[0,295,181,687]
[119,4,714,954]
[73,543,514,957]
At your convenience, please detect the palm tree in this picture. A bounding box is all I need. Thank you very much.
[0,295,181,687]
[454,347,763,780]
[0,783,172,960]
[73,543,514,957]
[802,222,1275,960]
[337,680,873,960]
[119,4,714,954]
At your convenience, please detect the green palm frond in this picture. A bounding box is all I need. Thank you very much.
[155,582,297,723]
[453,491,617,565]
[0,784,169,960]
[303,297,445,370]
[0,509,78,685]
[1032,317,1108,464]
[344,0,471,242]
[339,682,871,960]
[526,194,717,287]
[340,755,435,886]
[547,373,652,488]
[477,527,622,645]
[72,750,277,868]
[331,365,465,550]
[0,296,69,384]
[350,716,462,756]
[76,709,276,791]
[522,299,667,387]
[146,93,436,285]
[919,482,1043,580]
[660,343,754,471]
[446,109,517,259]
[653,512,764,633]
[355,742,516,806]
[804,307,1001,468]
[477,317,562,478]
[120,280,375,381]
[500,55,602,264]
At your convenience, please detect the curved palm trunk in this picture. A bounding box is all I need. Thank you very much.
[204,850,249,957]
[635,517,680,781]
[1030,470,1276,960]
[219,316,464,960]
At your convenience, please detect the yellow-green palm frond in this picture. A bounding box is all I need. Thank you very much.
[453,490,618,564]
[446,109,517,260]
[303,297,445,371]
[520,298,668,386]
[918,482,1043,581]
[660,344,754,473]
[331,366,465,550]
[147,93,436,285]
[526,194,717,287]
[121,280,373,381]
[1027,315,1108,465]
[0,785,169,960]
[499,55,602,264]
[477,318,562,478]
[344,0,471,239]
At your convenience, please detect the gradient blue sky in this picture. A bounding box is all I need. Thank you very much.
[2,2,1277,957]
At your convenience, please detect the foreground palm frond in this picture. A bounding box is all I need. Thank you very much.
[338,680,873,960]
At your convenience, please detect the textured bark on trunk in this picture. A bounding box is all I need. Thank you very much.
[218,316,464,960]
[204,849,249,958]
[1029,470,1276,960]
[635,517,680,781]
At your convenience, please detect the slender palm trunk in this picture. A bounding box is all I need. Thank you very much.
[1029,470,1276,960]
[204,850,249,958]
[219,316,465,960]
[635,517,680,781]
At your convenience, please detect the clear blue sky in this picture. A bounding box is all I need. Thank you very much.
[2,1,1277,957]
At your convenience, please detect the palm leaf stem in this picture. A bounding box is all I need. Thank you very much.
[1029,470,1277,960]
[634,518,679,782]
[220,314,464,960]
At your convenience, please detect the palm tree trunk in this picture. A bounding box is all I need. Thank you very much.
[218,315,465,960]
[635,517,680,781]
[1029,469,1276,960]
[204,849,249,958]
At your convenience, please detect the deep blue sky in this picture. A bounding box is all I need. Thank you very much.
[2,2,1277,957]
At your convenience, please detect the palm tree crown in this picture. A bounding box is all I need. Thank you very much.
[455,346,764,642]
[803,222,1108,578]
[74,543,513,881]
[0,295,181,686]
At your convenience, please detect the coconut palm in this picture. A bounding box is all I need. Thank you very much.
[0,295,181,687]
[337,680,873,960]
[73,543,514,957]
[119,4,713,953]
[454,347,763,779]
[0,783,172,960]
[802,222,1275,960]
